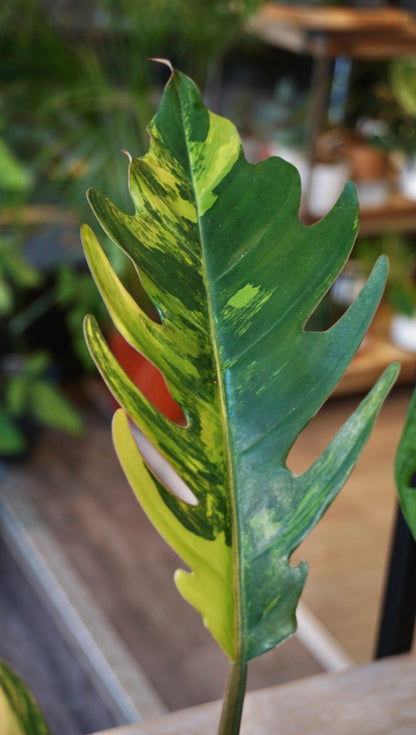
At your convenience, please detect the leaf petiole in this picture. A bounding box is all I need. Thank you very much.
[218,660,247,735]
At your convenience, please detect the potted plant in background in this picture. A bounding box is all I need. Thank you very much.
[0,139,83,457]
[352,233,416,353]
[389,57,416,200]
[355,56,416,202]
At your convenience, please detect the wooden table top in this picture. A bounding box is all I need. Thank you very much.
[95,653,416,735]
[248,3,416,58]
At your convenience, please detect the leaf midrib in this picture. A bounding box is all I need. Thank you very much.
[177,83,242,662]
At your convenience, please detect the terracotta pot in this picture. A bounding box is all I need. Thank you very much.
[345,143,388,182]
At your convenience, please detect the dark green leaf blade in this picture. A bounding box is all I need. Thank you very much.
[240,362,399,660]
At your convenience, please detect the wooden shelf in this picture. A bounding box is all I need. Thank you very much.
[302,193,416,236]
[335,334,415,396]
[100,655,416,735]
[359,195,416,236]
[0,204,77,227]
[248,3,416,58]
[334,304,416,395]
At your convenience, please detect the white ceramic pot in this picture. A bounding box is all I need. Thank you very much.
[273,144,310,193]
[390,312,416,352]
[308,160,350,218]
[399,157,416,201]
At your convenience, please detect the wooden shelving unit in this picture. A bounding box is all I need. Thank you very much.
[248,3,416,393]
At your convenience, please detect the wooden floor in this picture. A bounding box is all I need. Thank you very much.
[0,539,118,735]
[2,379,414,717]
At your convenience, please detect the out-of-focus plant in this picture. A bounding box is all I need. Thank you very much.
[252,76,308,149]
[390,57,416,120]
[0,144,83,456]
[1,0,263,373]
[0,138,33,207]
[0,351,83,457]
[0,248,84,456]
[0,235,39,317]
[353,234,416,317]
[1,0,261,221]
[349,59,416,157]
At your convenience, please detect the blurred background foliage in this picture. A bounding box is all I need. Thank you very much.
[1,0,261,219]
[0,0,263,454]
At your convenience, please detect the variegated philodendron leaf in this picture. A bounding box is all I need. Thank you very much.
[395,388,416,540]
[0,661,50,735]
[83,64,398,663]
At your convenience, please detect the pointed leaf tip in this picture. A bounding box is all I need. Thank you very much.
[149,57,173,75]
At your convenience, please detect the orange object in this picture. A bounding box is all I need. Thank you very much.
[109,331,186,424]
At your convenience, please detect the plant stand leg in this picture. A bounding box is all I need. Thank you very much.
[218,660,247,735]
[375,502,416,658]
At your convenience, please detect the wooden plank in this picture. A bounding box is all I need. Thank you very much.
[248,3,416,58]
[0,204,77,227]
[94,654,416,735]
[334,335,415,397]
[359,197,416,237]
[302,196,416,237]
[251,4,414,33]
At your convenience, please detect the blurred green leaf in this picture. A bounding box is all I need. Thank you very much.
[391,57,416,118]
[0,413,26,455]
[0,138,32,195]
[6,374,28,417]
[0,274,14,314]
[30,381,83,436]
[2,252,40,290]
[388,283,416,317]
[354,233,416,316]
[0,660,50,734]
[24,353,51,377]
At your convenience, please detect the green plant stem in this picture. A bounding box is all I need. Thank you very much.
[218,660,247,735]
